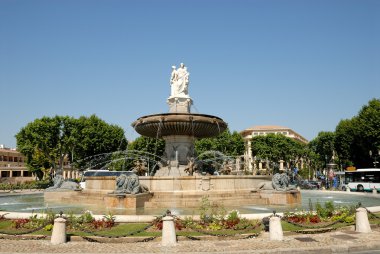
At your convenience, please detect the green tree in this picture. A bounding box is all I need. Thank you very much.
[128,136,165,158]
[16,115,128,178]
[195,129,245,157]
[354,98,380,167]
[251,133,307,172]
[73,115,128,169]
[194,129,244,173]
[16,116,77,178]
[308,131,335,167]
[26,148,51,180]
[334,118,357,168]
[124,136,165,173]
[329,98,380,168]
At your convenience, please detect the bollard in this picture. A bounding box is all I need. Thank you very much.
[51,217,67,244]
[162,216,176,246]
[269,216,283,241]
[355,207,372,233]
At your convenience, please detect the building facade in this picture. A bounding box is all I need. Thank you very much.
[240,125,308,173]
[0,145,32,183]
[0,145,79,183]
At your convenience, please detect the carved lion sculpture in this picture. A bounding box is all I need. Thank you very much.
[113,173,148,195]
[46,175,80,191]
[257,173,296,192]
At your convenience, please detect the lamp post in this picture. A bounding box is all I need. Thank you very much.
[324,155,328,188]
[369,150,380,168]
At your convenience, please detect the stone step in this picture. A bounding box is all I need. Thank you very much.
[144,197,269,208]
[151,191,261,199]
[144,191,269,208]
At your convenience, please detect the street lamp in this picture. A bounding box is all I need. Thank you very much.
[369,150,380,168]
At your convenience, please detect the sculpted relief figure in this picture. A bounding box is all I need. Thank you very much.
[170,66,177,96]
[170,63,190,97]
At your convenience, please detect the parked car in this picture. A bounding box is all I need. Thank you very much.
[297,180,319,190]
[308,180,321,189]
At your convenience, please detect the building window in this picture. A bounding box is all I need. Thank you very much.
[13,171,22,177]
[1,171,10,177]
[23,171,33,177]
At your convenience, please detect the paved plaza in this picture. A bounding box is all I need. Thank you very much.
[0,227,380,254]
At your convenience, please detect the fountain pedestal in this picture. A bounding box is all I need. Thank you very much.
[163,135,194,165]
[167,97,192,113]
[104,193,152,210]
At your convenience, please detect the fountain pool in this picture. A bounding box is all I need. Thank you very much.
[1,190,379,216]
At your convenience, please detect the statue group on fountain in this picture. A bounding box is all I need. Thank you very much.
[170,63,190,98]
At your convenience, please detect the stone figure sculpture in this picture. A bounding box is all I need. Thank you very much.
[257,173,296,191]
[113,172,148,195]
[133,160,147,176]
[170,65,177,96]
[184,157,196,176]
[272,173,290,191]
[220,160,232,175]
[170,63,189,97]
[46,174,80,191]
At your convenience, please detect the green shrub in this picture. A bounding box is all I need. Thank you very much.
[44,224,53,231]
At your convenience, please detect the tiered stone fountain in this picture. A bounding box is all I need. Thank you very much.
[132,63,227,176]
[45,63,301,213]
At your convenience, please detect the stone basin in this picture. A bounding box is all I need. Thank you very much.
[131,113,227,139]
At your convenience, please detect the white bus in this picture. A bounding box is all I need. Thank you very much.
[344,168,380,192]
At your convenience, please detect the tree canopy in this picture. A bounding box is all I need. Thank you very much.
[334,98,380,168]
[194,129,245,157]
[16,115,127,178]
[251,133,307,169]
[308,131,335,164]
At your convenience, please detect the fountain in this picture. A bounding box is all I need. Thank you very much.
[44,63,301,213]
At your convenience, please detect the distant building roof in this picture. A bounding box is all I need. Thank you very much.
[240,125,308,144]
[246,125,288,131]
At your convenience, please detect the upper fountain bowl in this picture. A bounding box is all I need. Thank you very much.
[132,113,227,138]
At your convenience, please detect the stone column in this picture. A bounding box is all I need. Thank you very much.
[51,217,67,244]
[355,207,372,233]
[269,216,283,241]
[162,216,176,246]
[247,140,253,171]
[279,160,284,171]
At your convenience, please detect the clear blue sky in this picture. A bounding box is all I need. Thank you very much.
[1,0,379,148]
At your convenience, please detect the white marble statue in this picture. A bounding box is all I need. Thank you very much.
[170,63,189,97]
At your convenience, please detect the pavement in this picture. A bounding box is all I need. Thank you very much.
[0,226,380,254]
